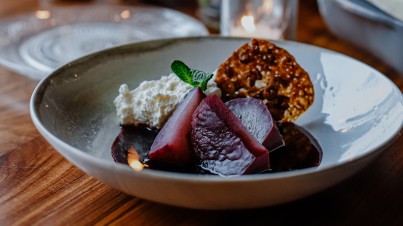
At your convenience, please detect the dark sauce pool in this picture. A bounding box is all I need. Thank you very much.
[112,122,322,175]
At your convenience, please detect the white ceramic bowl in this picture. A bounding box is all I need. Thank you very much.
[318,0,403,74]
[30,37,403,210]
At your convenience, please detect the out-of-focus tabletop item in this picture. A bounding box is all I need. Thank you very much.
[220,0,298,40]
[317,0,403,74]
[0,4,208,80]
[197,0,221,31]
[367,0,403,21]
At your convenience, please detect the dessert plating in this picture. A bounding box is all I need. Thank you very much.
[112,39,322,176]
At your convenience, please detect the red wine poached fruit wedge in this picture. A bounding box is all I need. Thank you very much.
[148,87,205,165]
[226,98,284,151]
[191,95,270,176]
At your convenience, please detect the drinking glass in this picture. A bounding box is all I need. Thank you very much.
[220,0,298,40]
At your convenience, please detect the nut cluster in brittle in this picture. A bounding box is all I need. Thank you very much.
[215,39,314,122]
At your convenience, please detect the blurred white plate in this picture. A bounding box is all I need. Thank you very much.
[0,5,208,80]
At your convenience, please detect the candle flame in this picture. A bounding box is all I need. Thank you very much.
[120,10,131,19]
[35,10,51,20]
[127,146,146,172]
[241,15,256,34]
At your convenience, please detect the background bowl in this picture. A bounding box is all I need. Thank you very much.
[317,0,403,75]
[30,37,403,209]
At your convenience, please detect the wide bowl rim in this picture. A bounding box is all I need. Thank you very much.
[30,36,403,183]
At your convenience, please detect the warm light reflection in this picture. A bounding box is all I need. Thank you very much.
[127,146,146,172]
[120,10,131,19]
[35,10,51,20]
[129,159,144,172]
[240,15,256,34]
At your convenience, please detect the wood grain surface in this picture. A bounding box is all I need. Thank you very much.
[0,0,402,225]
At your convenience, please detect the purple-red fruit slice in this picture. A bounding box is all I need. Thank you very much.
[149,87,205,165]
[225,98,284,152]
[191,95,270,176]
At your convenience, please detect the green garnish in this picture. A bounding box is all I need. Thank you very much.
[171,60,213,91]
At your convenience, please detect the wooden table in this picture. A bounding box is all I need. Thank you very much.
[0,0,402,225]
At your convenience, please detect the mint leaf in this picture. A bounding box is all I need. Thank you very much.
[190,69,213,91]
[171,60,213,91]
[171,60,192,85]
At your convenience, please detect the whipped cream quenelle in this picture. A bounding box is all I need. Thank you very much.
[114,73,221,129]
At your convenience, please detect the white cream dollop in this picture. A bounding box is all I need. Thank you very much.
[114,73,221,129]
